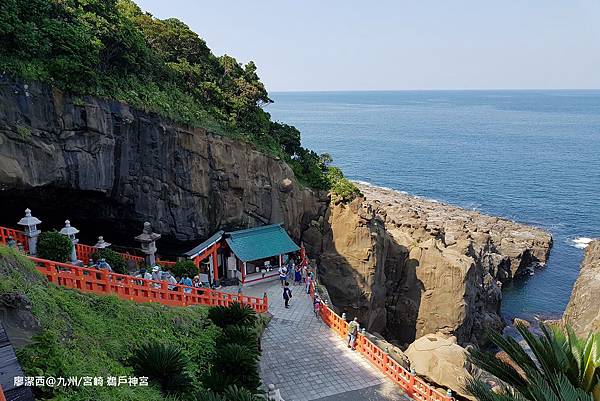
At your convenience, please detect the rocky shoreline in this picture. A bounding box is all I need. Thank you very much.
[318,182,553,347]
[562,239,600,337]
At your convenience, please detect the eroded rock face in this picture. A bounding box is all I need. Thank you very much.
[0,77,327,243]
[405,333,474,400]
[319,183,552,345]
[563,240,600,337]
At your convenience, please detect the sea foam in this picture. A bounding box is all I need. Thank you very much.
[570,237,595,249]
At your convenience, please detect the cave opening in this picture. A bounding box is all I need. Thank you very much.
[0,186,196,258]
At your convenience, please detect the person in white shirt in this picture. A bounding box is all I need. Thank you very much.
[278,265,287,287]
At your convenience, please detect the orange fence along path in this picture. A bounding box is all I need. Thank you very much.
[310,283,453,401]
[0,225,268,313]
[31,257,268,312]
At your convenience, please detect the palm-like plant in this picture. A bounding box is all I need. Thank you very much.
[467,323,600,401]
[220,324,259,350]
[205,343,260,392]
[208,303,257,328]
[196,385,263,401]
[129,342,192,394]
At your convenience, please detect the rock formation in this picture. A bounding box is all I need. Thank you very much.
[0,77,327,243]
[562,240,600,337]
[319,183,552,346]
[405,333,474,400]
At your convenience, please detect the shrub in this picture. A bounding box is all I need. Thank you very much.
[172,259,198,278]
[208,303,257,329]
[37,231,72,263]
[326,166,362,203]
[197,385,263,401]
[205,344,260,393]
[220,325,259,351]
[129,342,192,394]
[91,248,128,275]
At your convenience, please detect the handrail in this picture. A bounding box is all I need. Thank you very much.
[27,256,268,313]
[0,226,29,252]
[311,282,452,401]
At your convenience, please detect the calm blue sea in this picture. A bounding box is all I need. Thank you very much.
[267,90,600,321]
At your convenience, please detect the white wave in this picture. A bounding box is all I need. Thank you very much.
[570,237,595,249]
[352,180,408,195]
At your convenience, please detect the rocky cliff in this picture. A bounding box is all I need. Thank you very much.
[563,240,600,337]
[319,183,552,346]
[0,77,327,243]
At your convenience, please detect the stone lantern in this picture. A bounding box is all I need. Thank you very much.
[134,222,161,266]
[94,236,111,249]
[60,220,80,264]
[17,208,41,256]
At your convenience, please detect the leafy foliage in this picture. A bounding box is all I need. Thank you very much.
[197,385,263,401]
[467,322,600,401]
[0,245,219,401]
[37,230,72,263]
[326,166,362,203]
[208,303,258,329]
[0,0,337,190]
[91,248,128,274]
[205,343,260,393]
[172,259,198,278]
[220,324,259,351]
[129,342,192,394]
[205,303,262,394]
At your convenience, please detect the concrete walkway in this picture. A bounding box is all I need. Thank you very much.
[235,280,410,401]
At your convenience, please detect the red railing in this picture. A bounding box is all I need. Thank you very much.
[0,384,6,401]
[31,257,268,312]
[312,283,452,401]
[0,226,29,252]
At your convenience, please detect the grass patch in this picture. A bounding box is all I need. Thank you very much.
[0,245,221,400]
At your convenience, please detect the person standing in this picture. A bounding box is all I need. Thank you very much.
[283,282,292,308]
[179,273,193,294]
[294,265,302,285]
[278,265,288,286]
[305,270,314,294]
[347,317,360,350]
[313,294,322,316]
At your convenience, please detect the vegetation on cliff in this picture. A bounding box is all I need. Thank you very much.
[467,322,600,401]
[0,0,359,199]
[0,245,261,400]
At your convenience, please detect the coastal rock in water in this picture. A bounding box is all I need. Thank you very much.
[563,240,600,337]
[405,333,475,400]
[319,183,552,345]
[0,78,327,244]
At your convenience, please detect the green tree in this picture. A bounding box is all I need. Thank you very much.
[171,259,197,278]
[0,0,339,192]
[467,323,600,401]
[37,231,73,263]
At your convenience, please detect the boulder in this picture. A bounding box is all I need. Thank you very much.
[405,333,474,400]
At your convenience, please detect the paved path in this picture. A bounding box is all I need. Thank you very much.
[235,280,409,401]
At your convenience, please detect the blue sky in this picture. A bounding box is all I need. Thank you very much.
[135,1,600,91]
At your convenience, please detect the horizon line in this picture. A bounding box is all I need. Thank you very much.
[269,87,600,94]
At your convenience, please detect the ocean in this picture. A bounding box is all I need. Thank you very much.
[267,90,600,321]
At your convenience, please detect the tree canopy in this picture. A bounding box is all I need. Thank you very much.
[0,0,359,196]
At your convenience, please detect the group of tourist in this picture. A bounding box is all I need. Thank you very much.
[278,257,315,293]
[134,265,204,293]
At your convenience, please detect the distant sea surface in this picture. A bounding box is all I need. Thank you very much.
[267,90,600,321]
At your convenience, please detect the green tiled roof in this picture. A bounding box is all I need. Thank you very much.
[225,224,299,262]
